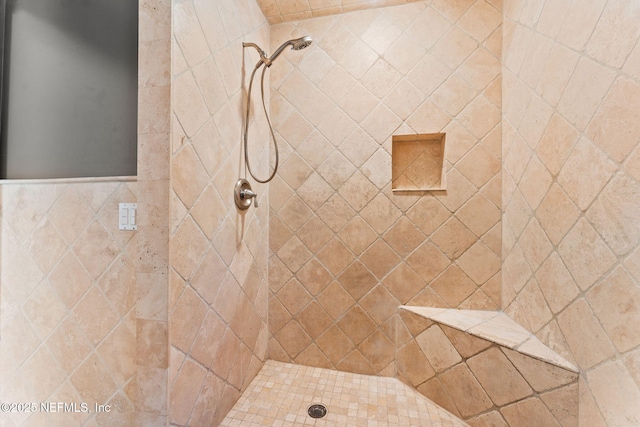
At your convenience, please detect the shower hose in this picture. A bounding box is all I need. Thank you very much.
[243,63,279,184]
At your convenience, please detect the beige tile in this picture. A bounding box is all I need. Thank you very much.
[136,319,168,368]
[556,0,606,51]
[337,261,377,300]
[625,348,640,389]
[416,325,462,373]
[576,376,608,427]
[466,410,509,427]
[169,358,207,425]
[212,273,242,324]
[222,360,467,425]
[211,328,241,381]
[587,360,640,426]
[518,155,552,210]
[587,173,640,257]
[337,305,376,345]
[540,383,579,427]
[296,301,333,340]
[171,216,209,281]
[22,282,67,339]
[139,0,171,41]
[587,267,640,352]
[72,220,121,280]
[441,325,492,359]
[316,194,355,232]
[558,57,617,131]
[296,259,332,296]
[468,314,531,348]
[431,217,477,259]
[98,318,136,386]
[71,353,119,407]
[557,299,615,370]
[429,309,500,332]
[277,195,313,231]
[502,242,532,294]
[519,218,552,272]
[439,363,493,418]
[536,252,579,313]
[503,347,577,393]
[431,75,477,118]
[406,196,451,235]
[101,254,137,317]
[337,216,377,255]
[558,218,617,291]
[316,238,352,275]
[500,397,561,427]
[430,265,477,307]
[316,324,354,364]
[73,287,119,345]
[276,278,312,315]
[383,217,426,256]
[21,345,66,402]
[536,114,579,176]
[467,347,533,406]
[275,320,313,358]
[317,281,356,320]
[536,44,579,107]
[26,220,67,275]
[557,138,617,210]
[46,316,92,375]
[456,193,500,237]
[518,278,553,333]
[587,0,640,68]
[170,287,207,353]
[535,183,579,246]
[457,241,501,285]
[407,242,451,284]
[47,187,95,245]
[396,340,436,387]
[383,264,426,303]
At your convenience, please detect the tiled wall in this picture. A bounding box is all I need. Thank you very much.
[0,181,140,427]
[169,0,271,425]
[255,0,423,24]
[134,0,172,424]
[501,0,640,424]
[396,307,579,426]
[0,0,171,425]
[268,0,503,375]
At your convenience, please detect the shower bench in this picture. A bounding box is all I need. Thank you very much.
[396,306,579,427]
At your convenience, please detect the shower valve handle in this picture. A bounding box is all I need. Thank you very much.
[234,178,258,210]
[242,189,259,208]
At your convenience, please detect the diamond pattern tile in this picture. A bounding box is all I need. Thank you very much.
[1,181,141,426]
[503,0,640,423]
[269,0,503,374]
[167,1,271,424]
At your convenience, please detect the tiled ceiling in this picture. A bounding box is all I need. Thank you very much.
[255,0,423,23]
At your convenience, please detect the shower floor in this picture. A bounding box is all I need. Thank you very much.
[220,360,469,426]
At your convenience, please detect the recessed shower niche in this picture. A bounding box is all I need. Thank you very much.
[391,133,447,191]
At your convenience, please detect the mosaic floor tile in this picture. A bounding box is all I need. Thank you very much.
[221,360,468,426]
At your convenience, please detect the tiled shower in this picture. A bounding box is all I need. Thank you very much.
[1,0,639,426]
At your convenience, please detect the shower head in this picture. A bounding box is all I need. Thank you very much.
[292,36,313,50]
[268,36,313,65]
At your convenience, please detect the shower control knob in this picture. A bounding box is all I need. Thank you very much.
[242,189,259,208]
[234,178,258,210]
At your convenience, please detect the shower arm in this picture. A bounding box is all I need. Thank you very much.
[242,42,272,68]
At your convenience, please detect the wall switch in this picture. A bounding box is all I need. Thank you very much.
[119,203,137,231]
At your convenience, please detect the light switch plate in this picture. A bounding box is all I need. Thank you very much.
[119,203,137,231]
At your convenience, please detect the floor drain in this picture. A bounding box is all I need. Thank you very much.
[308,404,327,419]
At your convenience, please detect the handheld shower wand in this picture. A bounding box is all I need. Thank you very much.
[243,36,313,68]
[240,36,313,185]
